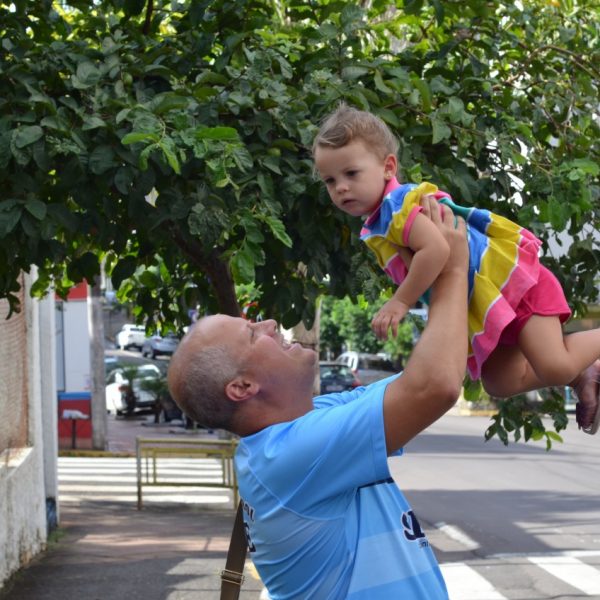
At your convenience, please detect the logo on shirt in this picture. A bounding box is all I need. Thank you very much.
[241,498,257,553]
[402,510,428,547]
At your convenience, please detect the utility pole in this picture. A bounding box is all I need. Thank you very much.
[88,276,107,451]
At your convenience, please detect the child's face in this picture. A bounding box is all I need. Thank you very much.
[314,139,396,217]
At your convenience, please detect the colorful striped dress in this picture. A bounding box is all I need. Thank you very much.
[360,179,546,380]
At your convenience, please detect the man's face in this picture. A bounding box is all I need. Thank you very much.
[314,139,391,217]
[196,315,318,392]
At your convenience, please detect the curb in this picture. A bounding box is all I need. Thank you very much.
[58,450,135,458]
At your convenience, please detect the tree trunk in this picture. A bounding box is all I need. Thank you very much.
[291,303,321,395]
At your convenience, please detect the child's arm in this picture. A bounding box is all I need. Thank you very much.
[372,211,450,340]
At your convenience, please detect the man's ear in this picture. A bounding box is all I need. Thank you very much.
[225,376,259,403]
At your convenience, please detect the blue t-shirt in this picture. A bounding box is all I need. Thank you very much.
[234,376,449,600]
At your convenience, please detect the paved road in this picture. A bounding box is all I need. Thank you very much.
[52,409,600,599]
[391,412,600,599]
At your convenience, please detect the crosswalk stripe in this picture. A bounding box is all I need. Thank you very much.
[57,456,235,506]
[435,521,480,550]
[528,555,600,595]
[440,562,508,600]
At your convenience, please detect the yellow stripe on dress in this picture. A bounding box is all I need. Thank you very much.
[468,216,521,341]
[391,183,440,244]
[364,236,400,269]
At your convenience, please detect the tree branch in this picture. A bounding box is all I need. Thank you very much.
[143,0,154,35]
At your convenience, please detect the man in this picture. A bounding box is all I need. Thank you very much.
[168,199,469,599]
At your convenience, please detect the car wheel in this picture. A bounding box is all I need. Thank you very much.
[151,350,158,359]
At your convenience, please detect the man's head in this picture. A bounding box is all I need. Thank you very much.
[168,315,318,435]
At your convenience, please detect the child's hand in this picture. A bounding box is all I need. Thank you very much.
[372,298,410,340]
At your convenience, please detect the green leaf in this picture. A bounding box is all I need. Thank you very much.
[150,93,190,115]
[122,132,161,145]
[374,71,392,94]
[431,118,452,144]
[463,377,483,402]
[76,61,101,86]
[231,249,255,283]
[0,207,22,237]
[68,251,99,282]
[341,66,370,80]
[263,215,292,247]
[82,116,107,131]
[158,139,181,174]
[111,256,138,289]
[412,78,432,112]
[14,126,43,148]
[114,167,134,195]
[25,199,47,220]
[89,145,116,175]
[263,155,282,175]
[546,431,563,442]
[194,127,239,141]
[232,146,253,172]
[139,269,160,288]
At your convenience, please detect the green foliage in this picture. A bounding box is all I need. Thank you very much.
[1,0,598,324]
[320,294,416,364]
[484,388,569,450]
[0,1,598,442]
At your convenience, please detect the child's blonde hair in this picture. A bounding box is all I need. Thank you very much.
[312,103,399,161]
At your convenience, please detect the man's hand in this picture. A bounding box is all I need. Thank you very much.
[424,197,468,275]
[371,297,410,340]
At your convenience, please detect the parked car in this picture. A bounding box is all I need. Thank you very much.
[141,333,179,359]
[115,324,146,351]
[335,351,397,385]
[105,363,162,415]
[319,361,362,393]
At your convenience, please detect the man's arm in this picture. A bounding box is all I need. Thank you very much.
[383,199,469,454]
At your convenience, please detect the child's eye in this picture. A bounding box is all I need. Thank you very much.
[323,178,335,186]
[346,170,358,177]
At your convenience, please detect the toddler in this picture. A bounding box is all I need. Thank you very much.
[313,103,600,435]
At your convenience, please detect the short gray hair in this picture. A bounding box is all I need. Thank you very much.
[168,344,241,431]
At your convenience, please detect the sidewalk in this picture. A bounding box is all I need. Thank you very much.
[0,415,264,600]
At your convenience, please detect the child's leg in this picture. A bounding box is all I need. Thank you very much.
[517,315,600,387]
[481,344,545,398]
[481,315,600,433]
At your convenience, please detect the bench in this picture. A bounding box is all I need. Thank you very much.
[135,436,239,510]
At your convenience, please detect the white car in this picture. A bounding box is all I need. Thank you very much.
[105,364,162,414]
[115,324,146,350]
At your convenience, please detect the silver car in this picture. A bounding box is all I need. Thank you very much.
[141,333,179,359]
[335,351,397,385]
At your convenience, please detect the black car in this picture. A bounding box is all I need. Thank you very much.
[319,361,361,394]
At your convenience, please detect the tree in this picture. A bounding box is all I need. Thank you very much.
[320,294,416,365]
[1,0,598,444]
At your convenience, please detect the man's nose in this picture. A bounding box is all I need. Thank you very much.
[257,319,278,336]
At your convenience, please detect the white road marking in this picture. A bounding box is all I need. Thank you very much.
[440,562,507,600]
[528,555,600,595]
[435,521,481,550]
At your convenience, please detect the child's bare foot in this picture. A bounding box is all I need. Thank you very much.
[570,360,600,435]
